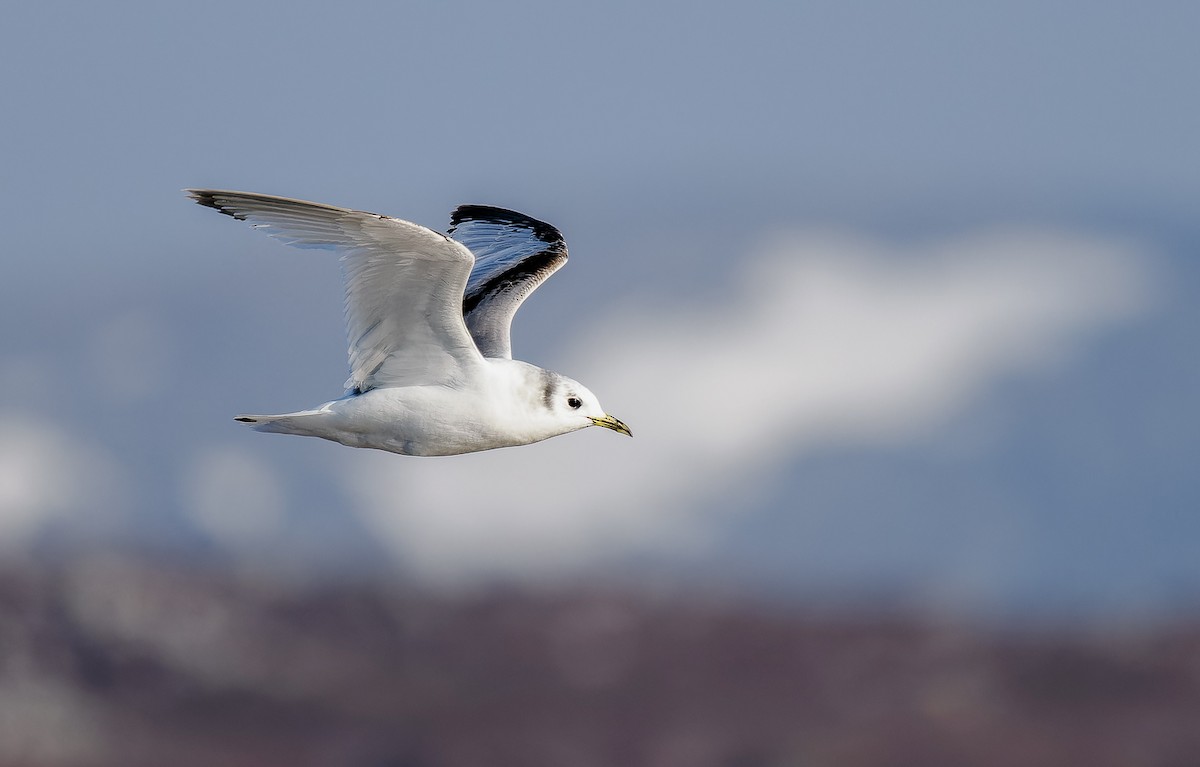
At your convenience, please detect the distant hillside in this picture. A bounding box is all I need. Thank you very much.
[3,558,1199,767]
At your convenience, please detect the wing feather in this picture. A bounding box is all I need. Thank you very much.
[449,205,568,359]
[188,189,483,390]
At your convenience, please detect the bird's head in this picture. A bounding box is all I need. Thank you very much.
[543,373,632,438]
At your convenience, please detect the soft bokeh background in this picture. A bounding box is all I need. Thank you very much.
[3,2,1199,764]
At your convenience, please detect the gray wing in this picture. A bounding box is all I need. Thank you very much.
[188,190,484,391]
[448,205,568,359]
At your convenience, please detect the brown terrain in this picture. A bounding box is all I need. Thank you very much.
[2,557,1199,767]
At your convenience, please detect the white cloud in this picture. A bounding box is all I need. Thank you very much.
[343,229,1155,581]
[0,414,127,548]
[183,445,287,548]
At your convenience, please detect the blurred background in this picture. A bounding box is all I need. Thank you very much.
[2,2,1199,765]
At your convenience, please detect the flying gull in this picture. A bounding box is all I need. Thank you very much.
[187,190,631,456]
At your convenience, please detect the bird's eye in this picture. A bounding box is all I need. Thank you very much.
[567,396,582,409]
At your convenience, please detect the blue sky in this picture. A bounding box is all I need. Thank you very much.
[2,1,1198,620]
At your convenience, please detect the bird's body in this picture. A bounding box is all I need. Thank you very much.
[188,190,630,456]
[241,359,589,456]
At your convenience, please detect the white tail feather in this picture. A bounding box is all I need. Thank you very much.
[233,408,329,435]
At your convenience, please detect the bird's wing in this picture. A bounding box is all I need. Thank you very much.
[448,205,568,359]
[188,190,483,391]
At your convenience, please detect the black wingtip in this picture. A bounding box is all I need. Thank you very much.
[185,188,217,207]
[185,189,248,220]
[449,205,563,244]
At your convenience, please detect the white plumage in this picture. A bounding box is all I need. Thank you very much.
[188,190,630,456]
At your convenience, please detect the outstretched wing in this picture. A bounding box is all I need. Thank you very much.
[448,205,568,359]
[187,190,484,391]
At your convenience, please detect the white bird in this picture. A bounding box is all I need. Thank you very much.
[187,190,631,456]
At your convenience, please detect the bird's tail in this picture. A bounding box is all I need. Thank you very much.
[234,408,329,435]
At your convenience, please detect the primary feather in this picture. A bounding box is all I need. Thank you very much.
[450,205,568,359]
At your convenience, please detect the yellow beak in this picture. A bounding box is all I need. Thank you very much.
[589,414,633,437]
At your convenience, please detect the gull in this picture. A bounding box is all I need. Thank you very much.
[187,190,631,456]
